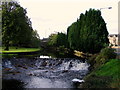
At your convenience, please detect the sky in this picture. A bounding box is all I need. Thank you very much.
[19,0,119,39]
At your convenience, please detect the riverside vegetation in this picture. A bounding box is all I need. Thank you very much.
[80,48,120,88]
[1,1,120,89]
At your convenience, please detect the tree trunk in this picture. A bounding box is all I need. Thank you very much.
[4,41,9,51]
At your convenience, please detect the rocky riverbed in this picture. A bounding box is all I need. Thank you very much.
[2,56,89,88]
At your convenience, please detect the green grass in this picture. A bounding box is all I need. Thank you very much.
[95,59,120,78]
[1,47,41,53]
[82,59,120,88]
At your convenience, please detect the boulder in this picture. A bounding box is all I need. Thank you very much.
[62,70,68,73]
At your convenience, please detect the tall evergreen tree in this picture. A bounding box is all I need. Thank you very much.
[67,9,109,53]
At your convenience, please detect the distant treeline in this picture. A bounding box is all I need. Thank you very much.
[48,9,109,54]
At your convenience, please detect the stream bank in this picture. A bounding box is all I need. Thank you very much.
[78,48,119,88]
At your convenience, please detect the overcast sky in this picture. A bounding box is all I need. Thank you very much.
[19,0,119,39]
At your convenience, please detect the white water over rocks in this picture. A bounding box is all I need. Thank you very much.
[2,57,90,88]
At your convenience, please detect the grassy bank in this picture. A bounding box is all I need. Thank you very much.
[81,59,120,88]
[1,47,41,58]
[1,47,41,53]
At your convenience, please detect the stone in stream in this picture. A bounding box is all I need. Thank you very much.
[12,71,20,75]
[3,68,12,71]
[41,61,48,66]
[56,60,62,66]
[49,63,52,66]
[28,65,33,68]
[38,67,44,69]
[16,64,23,67]
[62,70,69,73]
[45,70,48,72]
[22,66,28,69]
[28,73,34,76]
[50,67,54,70]
[69,62,73,68]
[16,64,28,69]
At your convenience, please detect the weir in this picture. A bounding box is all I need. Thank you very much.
[2,57,90,88]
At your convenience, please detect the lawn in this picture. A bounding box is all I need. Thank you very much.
[1,47,41,53]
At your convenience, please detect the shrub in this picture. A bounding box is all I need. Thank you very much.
[99,48,116,59]
[95,48,116,64]
[89,48,117,70]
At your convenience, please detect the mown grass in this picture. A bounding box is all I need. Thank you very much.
[1,47,41,53]
[82,59,120,88]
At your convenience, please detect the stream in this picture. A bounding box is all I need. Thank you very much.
[2,55,90,89]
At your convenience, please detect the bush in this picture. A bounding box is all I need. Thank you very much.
[99,48,116,59]
[95,48,116,64]
[89,48,117,70]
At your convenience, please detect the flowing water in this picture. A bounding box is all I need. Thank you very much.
[2,56,89,88]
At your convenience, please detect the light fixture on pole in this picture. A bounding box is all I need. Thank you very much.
[100,7,112,10]
[99,7,112,18]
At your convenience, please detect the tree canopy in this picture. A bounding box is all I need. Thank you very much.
[48,32,68,47]
[2,1,40,50]
[67,9,109,53]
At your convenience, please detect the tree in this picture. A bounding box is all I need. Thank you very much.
[56,32,68,47]
[31,30,41,48]
[2,1,40,50]
[48,32,68,47]
[67,9,109,53]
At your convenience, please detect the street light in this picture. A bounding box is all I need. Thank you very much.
[100,7,112,10]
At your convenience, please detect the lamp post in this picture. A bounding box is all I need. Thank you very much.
[100,7,112,10]
[99,7,112,47]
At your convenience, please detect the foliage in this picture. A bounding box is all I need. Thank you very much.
[56,45,69,55]
[96,48,116,60]
[94,48,116,68]
[56,32,68,47]
[48,32,68,47]
[2,1,40,50]
[89,48,117,70]
[67,8,109,53]
[31,30,41,48]
[48,34,58,46]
